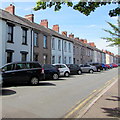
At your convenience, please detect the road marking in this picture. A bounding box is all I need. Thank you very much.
[63,75,118,118]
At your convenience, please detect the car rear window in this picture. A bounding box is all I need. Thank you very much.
[43,64,54,69]
[28,63,42,69]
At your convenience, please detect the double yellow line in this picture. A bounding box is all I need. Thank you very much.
[63,76,118,118]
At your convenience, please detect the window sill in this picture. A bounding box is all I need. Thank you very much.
[22,43,28,46]
[43,47,48,49]
[7,41,14,44]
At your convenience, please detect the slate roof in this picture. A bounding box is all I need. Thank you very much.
[0,9,73,42]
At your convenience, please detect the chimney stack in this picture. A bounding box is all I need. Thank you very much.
[88,42,96,47]
[5,4,15,15]
[40,19,48,28]
[69,33,74,38]
[25,14,34,22]
[62,31,67,36]
[52,25,59,32]
[80,39,87,44]
[75,37,79,41]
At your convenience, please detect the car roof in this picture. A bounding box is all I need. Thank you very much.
[0,61,41,68]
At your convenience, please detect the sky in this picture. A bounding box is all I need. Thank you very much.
[1,1,119,55]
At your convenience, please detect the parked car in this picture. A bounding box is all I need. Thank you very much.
[89,63,103,72]
[112,63,118,68]
[0,62,45,85]
[66,64,82,75]
[53,64,70,77]
[42,64,60,80]
[0,73,2,86]
[109,64,113,69]
[79,64,97,73]
[105,64,111,69]
[101,63,108,70]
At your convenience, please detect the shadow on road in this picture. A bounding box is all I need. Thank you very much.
[101,107,120,117]
[1,89,16,96]
[101,96,120,117]
[106,96,120,101]
[2,82,56,88]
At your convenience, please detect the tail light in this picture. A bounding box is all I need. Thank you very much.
[42,68,44,74]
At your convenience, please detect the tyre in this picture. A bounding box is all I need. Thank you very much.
[30,77,39,85]
[77,70,82,75]
[97,68,101,72]
[52,73,59,80]
[64,72,69,77]
[89,69,94,74]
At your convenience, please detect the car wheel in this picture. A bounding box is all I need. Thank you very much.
[30,77,39,85]
[78,70,82,75]
[89,69,94,74]
[64,72,69,77]
[52,73,59,80]
[97,69,101,72]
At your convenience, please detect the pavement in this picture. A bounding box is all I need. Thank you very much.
[77,79,119,118]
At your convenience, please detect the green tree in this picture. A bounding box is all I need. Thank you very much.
[102,21,120,47]
[33,1,120,17]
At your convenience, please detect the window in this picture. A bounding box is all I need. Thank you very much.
[60,65,66,68]
[73,58,75,64]
[43,55,47,64]
[15,63,26,70]
[64,41,67,52]
[34,54,38,61]
[26,63,41,69]
[52,38,55,50]
[6,51,13,63]
[22,28,27,45]
[20,51,28,61]
[2,64,14,71]
[69,57,71,64]
[52,56,55,64]
[84,65,90,67]
[7,24,13,43]
[73,46,75,55]
[58,40,61,51]
[43,35,47,48]
[21,53,27,61]
[64,57,66,64]
[58,56,61,63]
[69,43,71,52]
[34,32,38,47]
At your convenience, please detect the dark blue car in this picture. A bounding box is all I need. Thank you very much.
[42,64,60,80]
[101,63,108,70]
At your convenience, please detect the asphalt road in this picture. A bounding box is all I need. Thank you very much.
[1,68,118,118]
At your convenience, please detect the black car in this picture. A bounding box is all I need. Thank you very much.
[66,64,82,75]
[42,64,60,80]
[89,63,103,72]
[0,62,45,85]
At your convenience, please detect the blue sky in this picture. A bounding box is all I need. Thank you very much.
[1,2,119,55]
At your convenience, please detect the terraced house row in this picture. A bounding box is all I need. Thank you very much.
[0,4,119,67]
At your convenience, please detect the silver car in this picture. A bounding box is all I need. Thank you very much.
[80,64,97,73]
[0,73,2,86]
